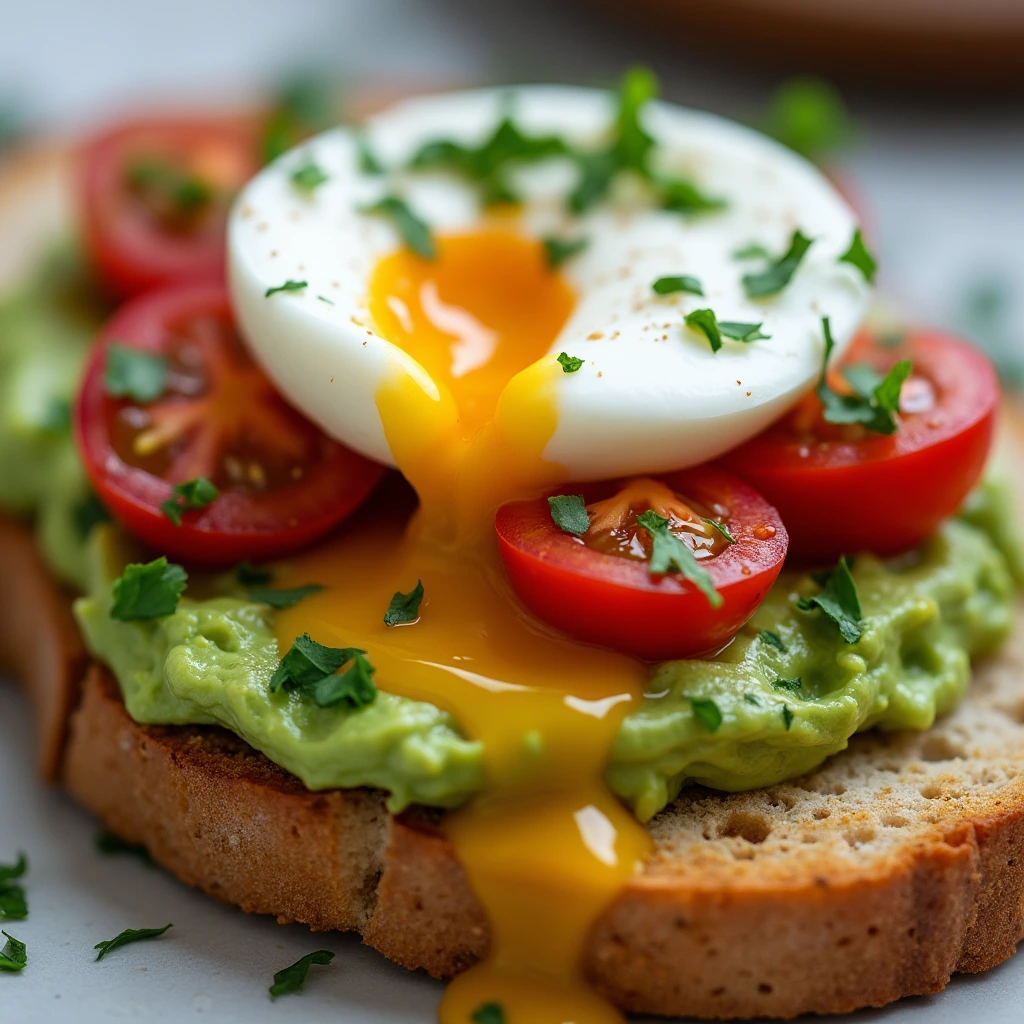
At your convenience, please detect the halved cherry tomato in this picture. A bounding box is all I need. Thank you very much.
[74,282,385,565]
[719,330,998,564]
[77,117,260,298]
[495,468,788,661]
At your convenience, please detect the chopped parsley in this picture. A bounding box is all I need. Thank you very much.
[94,924,172,961]
[355,131,384,175]
[0,931,26,971]
[317,294,335,305]
[72,492,111,541]
[110,557,188,622]
[0,853,27,922]
[759,629,786,652]
[236,561,273,586]
[95,831,153,866]
[270,949,335,999]
[684,309,770,353]
[761,76,851,164]
[260,73,337,164]
[796,555,862,643]
[636,510,722,608]
[557,352,584,373]
[743,693,763,706]
[733,243,772,261]
[247,584,324,609]
[652,275,703,297]
[271,634,377,709]
[471,1002,506,1024]
[543,235,589,268]
[127,157,213,219]
[548,494,590,536]
[0,854,26,886]
[659,177,726,216]
[361,195,436,260]
[689,697,723,732]
[817,317,911,435]
[741,229,814,298]
[772,677,803,695]
[384,580,424,626]
[703,518,736,544]
[782,705,795,730]
[839,228,878,283]
[104,344,169,404]
[265,279,308,298]
[160,476,218,526]
[290,160,329,192]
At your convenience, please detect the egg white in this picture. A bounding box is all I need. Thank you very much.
[228,85,872,480]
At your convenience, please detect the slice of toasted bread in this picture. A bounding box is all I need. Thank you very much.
[4,132,1024,1021]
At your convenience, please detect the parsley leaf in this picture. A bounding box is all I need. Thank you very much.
[689,697,723,732]
[127,158,213,218]
[557,352,584,373]
[72,492,111,542]
[816,317,911,435]
[733,243,772,261]
[104,344,169,404]
[543,235,589,268]
[0,857,27,920]
[762,76,851,163]
[471,1002,506,1024]
[759,629,786,652]
[269,949,335,999]
[652,275,703,297]
[260,73,337,164]
[742,229,814,298]
[94,924,172,961]
[569,150,618,214]
[703,518,736,544]
[796,555,862,643]
[95,831,153,866]
[743,693,763,706]
[782,705,795,730]
[772,677,803,695]
[361,195,436,259]
[291,160,329,192]
[248,584,324,609]
[0,931,26,971]
[355,131,384,175]
[236,561,273,586]
[271,634,377,709]
[548,494,590,536]
[839,228,878,283]
[384,580,424,626]
[657,176,726,216]
[684,308,769,353]
[636,510,722,608]
[160,477,218,526]
[110,557,188,622]
[265,279,308,298]
[0,854,27,886]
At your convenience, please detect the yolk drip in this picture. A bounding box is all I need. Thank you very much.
[274,230,651,1024]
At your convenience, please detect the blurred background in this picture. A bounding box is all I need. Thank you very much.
[1,0,1022,373]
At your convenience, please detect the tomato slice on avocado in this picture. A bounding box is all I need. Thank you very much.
[78,117,259,298]
[495,468,788,661]
[75,282,385,566]
[719,330,998,564]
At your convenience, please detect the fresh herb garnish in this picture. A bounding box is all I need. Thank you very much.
[839,228,877,283]
[236,561,273,586]
[743,693,762,706]
[271,634,377,709]
[659,177,727,216]
[290,160,329,192]
[355,131,384,175]
[41,396,71,434]
[269,949,335,999]
[95,831,153,865]
[759,629,786,652]
[384,580,424,626]
[636,510,722,608]
[361,195,436,260]
[160,477,218,526]
[772,677,803,695]
[548,494,590,536]
[0,931,26,971]
[689,697,723,732]
[94,924,172,961]
[761,76,851,163]
[816,317,911,435]
[261,73,337,164]
[652,275,703,297]
[733,243,772,261]
[471,1002,506,1024]
[0,854,27,922]
[557,352,584,373]
[742,229,814,298]
[73,492,111,541]
[127,157,213,219]
[782,705,795,730]
[265,279,308,298]
[248,584,324,609]
[104,344,169,404]
[703,518,736,544]
[684,309,770,353]
[110,557,188,622]
[796,555,862,643]
[0,854,27,886]
[543,235,589,268]
[317,294,335,305]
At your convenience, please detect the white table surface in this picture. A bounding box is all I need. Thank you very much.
[2,1,1024,1020]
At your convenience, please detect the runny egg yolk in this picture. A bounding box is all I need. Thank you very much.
[274,230,651,1024]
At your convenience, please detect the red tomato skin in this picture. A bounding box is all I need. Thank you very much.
[718,332,998,564]
[74,283,385,566]
[495,468,788,662]
[77,117,258,299]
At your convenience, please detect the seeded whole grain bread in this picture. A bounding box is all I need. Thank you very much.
[3,132,1024,1021]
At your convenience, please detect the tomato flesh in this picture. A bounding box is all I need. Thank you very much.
[75,282,386,566]
[77,117,259,298]
[719,330,998,564]
[495,468,788,661]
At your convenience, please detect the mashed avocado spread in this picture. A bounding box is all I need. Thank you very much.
[2,261,1021,823]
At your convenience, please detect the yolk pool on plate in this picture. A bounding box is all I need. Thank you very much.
[274,230,651,1024]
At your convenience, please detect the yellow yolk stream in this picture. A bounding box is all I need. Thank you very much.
[274,231,651,1024]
